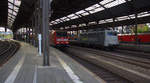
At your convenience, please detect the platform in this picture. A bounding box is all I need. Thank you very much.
[118,43,150,53]
[0,42,104,83]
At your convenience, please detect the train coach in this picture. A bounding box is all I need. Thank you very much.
[50,30,69,47]
[73,30,119,49]
[118,33,150,44]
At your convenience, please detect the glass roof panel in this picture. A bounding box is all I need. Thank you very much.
[70,15,79,20]
[100,0,115,5]
[105,18,113,22]
[68,14,76,18]
[138,12,150,18]
[76,10,86,15]
[85,4,101,11]
[129,14,135,19]
[117,16,130,21]
[81,12,89,16]
[89,7,104,14]
[8,0,21,26]
[51,0,127,26]
[13,12,17,16]
[99,20,106,24]
[104,0,126,8]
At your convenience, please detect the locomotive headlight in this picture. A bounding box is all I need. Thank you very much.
[65,41,69,44]
[56,42,60,44]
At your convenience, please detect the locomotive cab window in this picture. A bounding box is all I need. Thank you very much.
[107,32,117,36]
[56,32,67,37]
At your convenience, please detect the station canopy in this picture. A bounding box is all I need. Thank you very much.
[12,0,150,31]
[0,0,8,26]
[12,0,100,31]
[51,0,150,30]
[8,0,21,28]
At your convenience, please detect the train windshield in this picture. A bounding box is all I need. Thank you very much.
[56,32,67,37]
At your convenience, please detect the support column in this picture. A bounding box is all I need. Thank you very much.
[135,14,138,44]
[34,14,38,46]
[77,30,78,37]
[5,26,7,32]
[28,27,31,44]
[23,28,24,42]
[26,27,28,42]
[27,28,28,42]
[22,28,24,41]
[122,26,124,34]
[113,18,115,30]
[13,31,17,40]
[37,2,42,53]
[32,28,34,45]
[42,0,51,66]
[32,19,34,45]
[21,28,23,41]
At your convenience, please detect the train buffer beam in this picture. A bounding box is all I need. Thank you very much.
[0,41,105,83]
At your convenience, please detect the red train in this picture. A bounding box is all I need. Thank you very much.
[50,30,69,47]
[118,33,150,44]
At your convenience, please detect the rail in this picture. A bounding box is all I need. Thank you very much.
[0,41,20,66]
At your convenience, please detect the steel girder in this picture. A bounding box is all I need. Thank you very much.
[64,15,150,31]
[52,0,150,29]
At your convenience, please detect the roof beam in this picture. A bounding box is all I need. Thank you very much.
[52,0,150,29]
[65,15,150,31]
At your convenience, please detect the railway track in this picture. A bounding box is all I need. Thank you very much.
[114,49,150,59]
[60,48,132,83]
[0,41,20,66]
[116,44,150,54]
[62,46,150,83]
[71,45,150,69]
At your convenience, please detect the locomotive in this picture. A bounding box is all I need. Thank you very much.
[50,30,69,47]
[72,30,119,49]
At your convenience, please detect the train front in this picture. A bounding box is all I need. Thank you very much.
[54,31,69,47]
